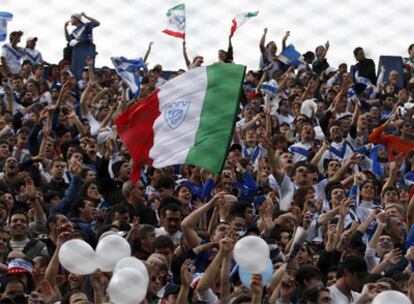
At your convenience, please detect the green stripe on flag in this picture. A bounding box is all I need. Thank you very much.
[166,3,185,16]
[246,11,259,17]
[186,63,246,174]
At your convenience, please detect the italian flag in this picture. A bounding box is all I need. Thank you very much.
[231,11,259,34]
[116,64,246,184]
[162,3,185,39]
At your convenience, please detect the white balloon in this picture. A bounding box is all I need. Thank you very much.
[372,290,411,304]
[58,239,97,275]
[234,236,269,274]
[107,267,147,304]
[114,257,149,287]
[96,234,131,272]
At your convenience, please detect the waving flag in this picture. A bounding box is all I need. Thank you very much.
[0,12,13,41]
[116,64,246,184]
[260,79,279,96]
[231,11,259,34]
[111,57,146,98]
[278,44,304,67]
[162,3,185,39]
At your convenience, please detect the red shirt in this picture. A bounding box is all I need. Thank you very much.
[368,125,414,160]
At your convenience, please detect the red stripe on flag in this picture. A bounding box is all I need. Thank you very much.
[115,89,161,184]
[162,29,185,39]
[230,19,237,34]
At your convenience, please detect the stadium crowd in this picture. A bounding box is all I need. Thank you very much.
[0,11,414,304]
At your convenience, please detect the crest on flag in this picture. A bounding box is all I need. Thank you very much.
[173,15,185,31]
[164,100,191,129]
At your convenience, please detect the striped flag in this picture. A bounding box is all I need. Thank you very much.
[0,12,13,41]
[116,64,245,184]
[231,11,259,34]
[111,57,146,98]
[260,79,279,96]
[162,3,185,39]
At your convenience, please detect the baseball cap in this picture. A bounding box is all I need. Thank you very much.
[26,36,37,42]
[7,258,33,274]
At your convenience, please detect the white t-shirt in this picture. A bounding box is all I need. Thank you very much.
[1,43,24,75]
[329,284,360,304]
[155,227,182,246]
[23,48,43,65]
[268,174,328,211]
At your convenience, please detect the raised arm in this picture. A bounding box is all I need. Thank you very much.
[81,12,100,27]
[368,114,395,145]
[310,140,329,166]
[79,81,95,117]
[259,28,267,54]
[319,41,330,61]
[262,137,284,184]
[181,193,221,248]
[144,41,153,64]
[182,40,191,69]
[64,20,70,41]
[196,236,234,293]
[282,31,290,51]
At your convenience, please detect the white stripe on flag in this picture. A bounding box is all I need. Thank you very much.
[150,67,208,167]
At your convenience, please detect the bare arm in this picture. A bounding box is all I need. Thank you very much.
[81,12,100,27]
[176,260,193,304]
[310,141,329,167]
[219,253,231,301]
[181,194,220,248]
[144,41,153,64]
[282,31,290,51]
[207,206,219,236]
[68,110,87,137]
[259,28,267,54]
[64,21,70,41]
[317,206,339,227]
[196,237,234,293]
[262,137,284,184]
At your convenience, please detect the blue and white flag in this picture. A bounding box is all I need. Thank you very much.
[111,56,146,98]
[278,44,303,67]
[260,79,279,96]
[0,12,13,41]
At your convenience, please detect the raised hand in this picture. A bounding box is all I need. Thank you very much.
[181,259,195,287]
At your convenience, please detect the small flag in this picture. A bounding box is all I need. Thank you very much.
[111,57,146,98]
[231,11,259,34]
[0,12,13,42]
[260,79,279,96]
[115,64,246,184]
[162,3,185,39]
[278,44,304,67]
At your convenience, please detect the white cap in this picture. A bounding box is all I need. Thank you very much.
[26,36,37,42]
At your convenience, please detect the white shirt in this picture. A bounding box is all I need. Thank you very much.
[329,284,360,304]
[288,142,313,163]
[155,227,182,246]
[23,47,43,65]
[1,43,24,75]
[268,174,328,211]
